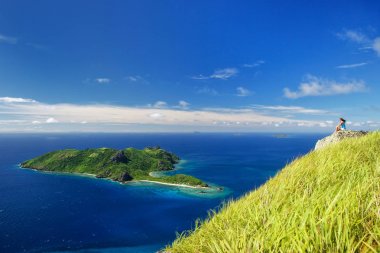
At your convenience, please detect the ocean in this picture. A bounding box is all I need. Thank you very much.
[0,133,323,253]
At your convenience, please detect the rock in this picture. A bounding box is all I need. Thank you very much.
[158,161,171,171]
[117,172,133,182]
[315,130,368,150]
[110,151,129,163]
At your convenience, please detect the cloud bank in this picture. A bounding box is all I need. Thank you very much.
[0,97,377,132]
[0,96,338,132]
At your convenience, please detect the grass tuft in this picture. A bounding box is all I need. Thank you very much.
[166,131,380,252]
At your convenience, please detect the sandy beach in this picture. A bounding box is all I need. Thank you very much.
[137,179,209,189]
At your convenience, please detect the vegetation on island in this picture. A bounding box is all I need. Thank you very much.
[166,132,380,252]
[21,146,208,188]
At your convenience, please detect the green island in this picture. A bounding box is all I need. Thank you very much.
[165,132,380,252]
[21,146,209,188]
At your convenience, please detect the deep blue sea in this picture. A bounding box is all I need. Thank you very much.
[0,133,323,253]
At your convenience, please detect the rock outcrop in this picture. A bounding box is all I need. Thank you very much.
[110,151,129,163]
[117,172,133,182]
[315,130,368,150]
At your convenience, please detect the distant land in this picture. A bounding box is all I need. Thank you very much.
[272,133,289,138]
[21,146,210,188]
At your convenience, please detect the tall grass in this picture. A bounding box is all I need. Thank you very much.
[166,132,380,252]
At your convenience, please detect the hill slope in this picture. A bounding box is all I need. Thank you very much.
[166,132,380,252]
[21,147,208,187]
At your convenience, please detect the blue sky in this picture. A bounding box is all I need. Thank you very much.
[0,0,380,132]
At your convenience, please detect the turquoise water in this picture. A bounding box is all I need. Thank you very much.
[0,133,323,252]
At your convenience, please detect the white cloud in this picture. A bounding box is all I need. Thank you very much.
[126,76,139,82]
[191,75,210,80]
[178,100,190,109]
[150,100,190,109]
[153,101,167,108]
[236,87,251,97]
[197,86,219,96]
[149,113,164,119]
[0,97,37,103]
[3,98,374,132]
[124,75,148,84]
[46,117,58,123]
[373,37,380,56]
[337,30,369,43]
[337,30,380,57]
[95,78,111,84]
[192,68,238,80]
[0,34,18,44]
[210,68,238,80]
[336,62,368,69]
[284,75,367,99]
[0,99,299,130]
[243,60,265,68]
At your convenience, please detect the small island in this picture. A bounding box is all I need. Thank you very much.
[272,133,289,139]
[21,146,209,188]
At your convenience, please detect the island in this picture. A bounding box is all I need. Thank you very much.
[272,133,289,138]
[21,146,209,188]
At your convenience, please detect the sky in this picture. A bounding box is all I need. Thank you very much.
[0,0,380,132]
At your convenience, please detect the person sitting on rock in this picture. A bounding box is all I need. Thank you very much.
[335,118,346,132]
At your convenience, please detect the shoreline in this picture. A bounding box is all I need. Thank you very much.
[19,165,98,178]
[18,164,215,190]
[137,179,210,189]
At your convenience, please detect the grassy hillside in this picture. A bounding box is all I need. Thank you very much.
[21,147,207,187]
[166,132,380,252]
